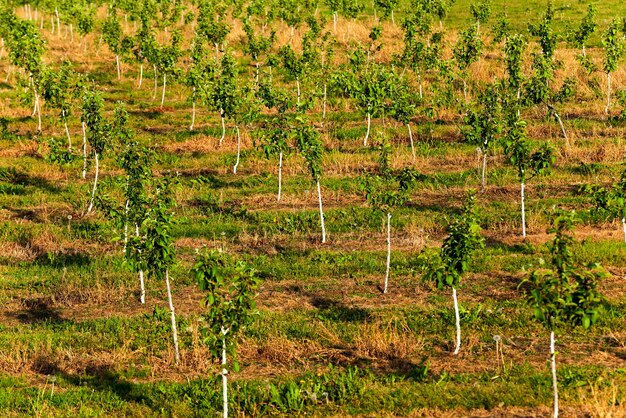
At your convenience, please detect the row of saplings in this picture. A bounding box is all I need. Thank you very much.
[116,166,605,418]
[78,95,606,418]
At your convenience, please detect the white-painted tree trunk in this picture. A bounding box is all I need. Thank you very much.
[153,65,157,101]
[161,73,167,107]
[316,178,326,243]
[550,331,559,418]
[605,72,611,115]
[87,152,99,214]
[116,54,121,80]
[277,151,283,203]
[481,147,487,192]
[296,77,300,105]
[190,88,196,131]
[138,63,143,88]
[135,224,145,304]
[123,199,130,253]
[418,75,423,99]
[55,8,60,36]
[553,111,570,150]
[70,23,73,44]
[35,91,41,132]
[407,123,415,162]
[165,270,180,364]
[63,110,72,151]
[219,110,226,145]
[364,112,371,146]
[521,182,526,238]
[452,287,461,355]
[622,217,626,243]
[82,122,87,179]
[383,213,391,294]
[322,84,327,120]
[333,12,337,32]
[5,65,10,83]
[221,328,229,418]
[233,125,241,174]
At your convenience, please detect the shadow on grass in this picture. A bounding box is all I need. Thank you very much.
[309,295,370,323]
[0,167,61,194]
[9,297,64,324]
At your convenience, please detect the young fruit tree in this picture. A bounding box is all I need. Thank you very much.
[359,137,415,293]
[422,191,484,355]
[296,121,327,243]
[155,30,182,108]
[40,60,79,151]
[520,211,605,418]
[387,72,418,162]
[503,116,554,238]
[461,83,502,192]
[192,249,260,418]
[453,23,482,101]
[103,6,124,80]
[566,4,596,57]
[115,104,153,304]
[142,178,180,364]
[82,88,111,214]
[602,19,625,115]
[333,60,393,147]
[257,83,296,203]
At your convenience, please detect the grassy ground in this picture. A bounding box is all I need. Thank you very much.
[2,1,626,416]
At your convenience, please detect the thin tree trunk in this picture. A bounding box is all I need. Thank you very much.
[161,73,167,107]
[605,72,611,115]
[82,122,87,179]
[383,212,391,294]
[277,151,283,203]
[5,65,10,83]
[116,54,121,80]
[55,8,60,36]
[296,77,300,105]
[165,270,180,364]
[63,110,72,151]
[135,224,145,304]
[481,147,487,192]
[322,84,327,119]
[70,23,73,44]
[552,110,571,150]
[123,199,129,253]
[551,331,559,418]
[221,329,229,418]
[419,75,423,99]
[215,43,219,60]
[35,91,41,132]
[138,63,143,88]
[333,12,337,32]
[364,112,371,146]
[407,123,415,162]
[219,110,225,145]
[452,287,461,355]
[255,62,259,83]
[153,65,157,101]
[463,78,467,101]
[233,125,241,174]
[190,88,196,131]
[316,178,326,243]
[521,182,526,238]
[87,151,99,214]
[622,217,626,243]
